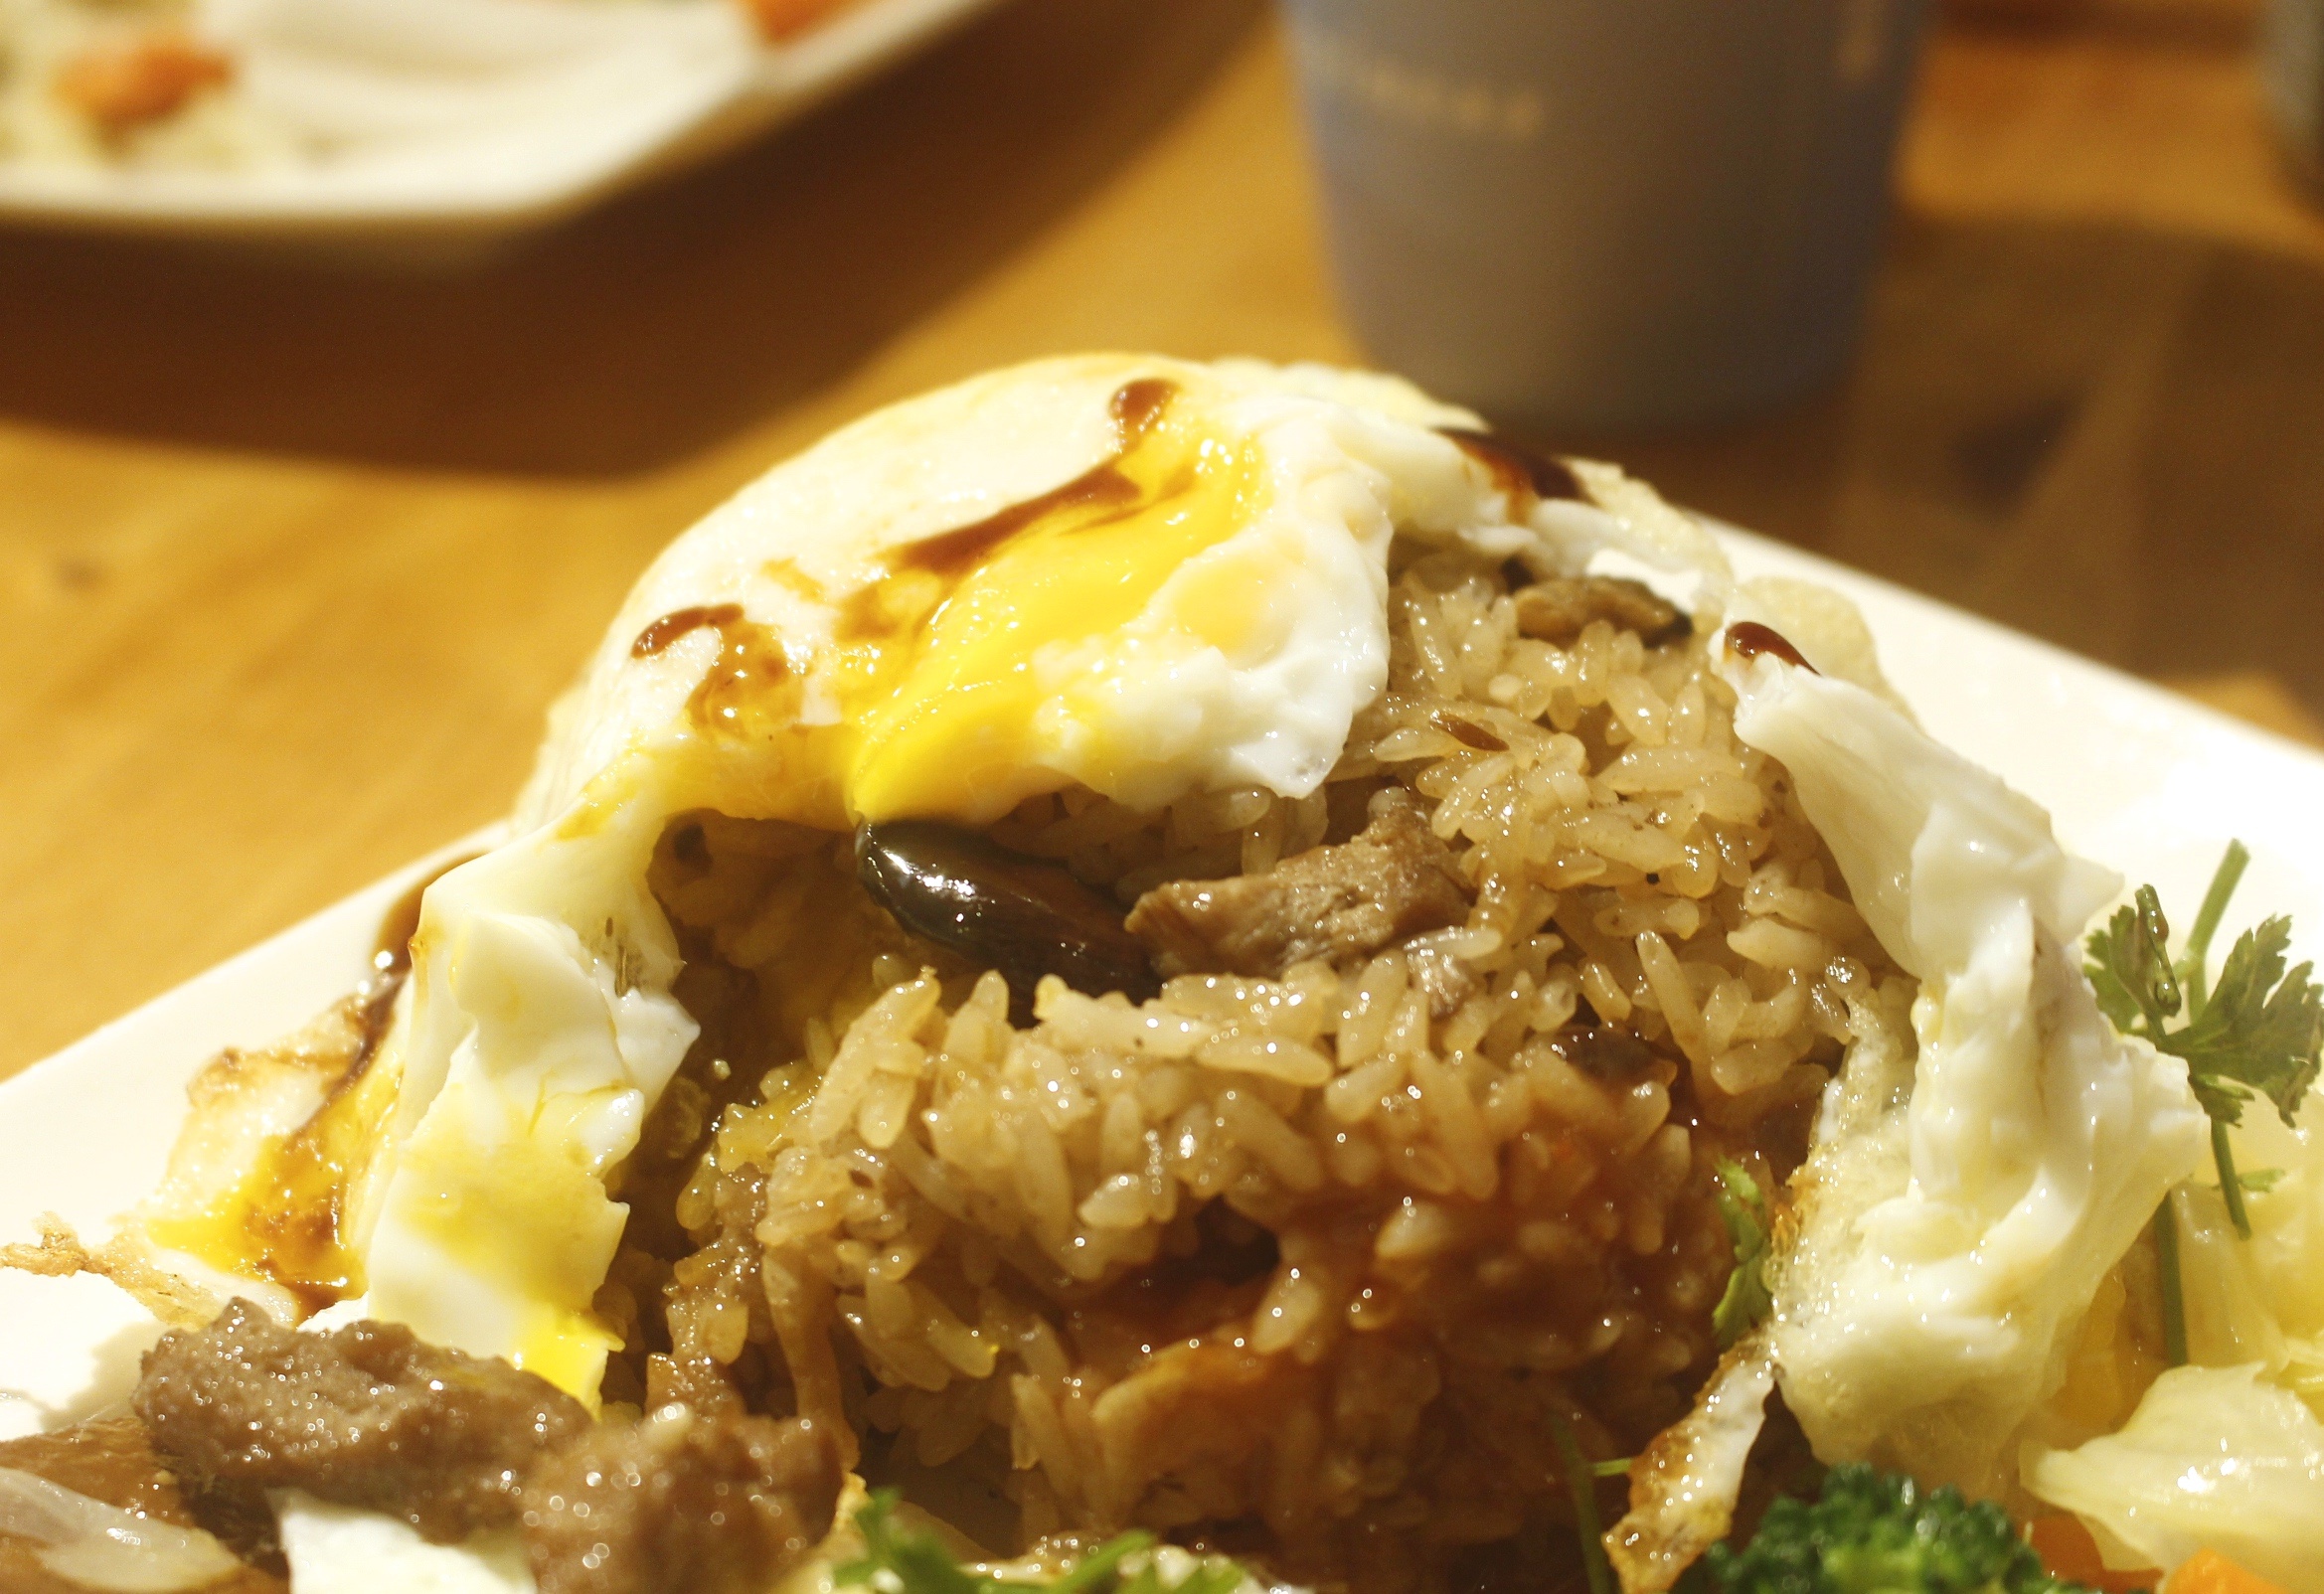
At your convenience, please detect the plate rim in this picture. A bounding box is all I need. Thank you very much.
[0,0,1005,244]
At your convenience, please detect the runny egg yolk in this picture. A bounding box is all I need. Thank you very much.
[668,378,1269,826]
[840,387,1264,820]
[164,383,1266,1397]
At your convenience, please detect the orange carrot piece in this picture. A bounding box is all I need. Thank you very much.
[2028,1514,2161,1593]
[738,0,858,43]
[54,32,233,133]
[2164,1549,2289,1594]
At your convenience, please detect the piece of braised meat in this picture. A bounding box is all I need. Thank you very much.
[1512,574,1689,646]
[519,1409,842,1594]
[133,1299,590,1542]
[1127,793,1471,978]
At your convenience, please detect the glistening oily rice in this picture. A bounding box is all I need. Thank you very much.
[3,355,2319,1594]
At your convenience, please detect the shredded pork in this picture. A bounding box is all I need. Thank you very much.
[1126,793,1470,978]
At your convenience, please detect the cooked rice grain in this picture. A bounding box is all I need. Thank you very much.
[608,553,1910,1591]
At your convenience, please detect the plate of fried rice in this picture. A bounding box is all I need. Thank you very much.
[1,355,2320,1594]
[0,0,999,249]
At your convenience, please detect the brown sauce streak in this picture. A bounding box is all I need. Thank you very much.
[248,975,411,1313]
[211,854,480,1315]
[371,855,473,980]
[889,378,1179,580]
[1726,620,1818,673]
[689,619,793,735]
[657,379,1184,741]
[1109,375,1176,437]
[631,602,799,744]
[1441,427,1584,503]
[632,603,746,660]
[894,466,1140,580]
[1431,712,1508,752]
[346,851,476,1069]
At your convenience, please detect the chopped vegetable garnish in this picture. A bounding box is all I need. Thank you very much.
[2087,884,2182,1038]
[1712,1159,1773,1348]
[2164,1549,2289,1594]
[1548,1412,1617,1594]
[2027,1514,2158,1594]
[836,1490,1249,1594]
[2177,842,2251,1017]
[2086,842,2321,1238]
[1693,1464,2099,1594]
[2151,1198,2188,1368]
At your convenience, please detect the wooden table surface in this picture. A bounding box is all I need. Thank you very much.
[3,0,2321,1081]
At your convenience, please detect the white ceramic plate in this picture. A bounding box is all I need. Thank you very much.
[0,0,999,252]
[4,524,2320,1441]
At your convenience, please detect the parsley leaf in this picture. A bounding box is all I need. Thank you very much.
[2084,842,2323,1239]
[2085,885,2180,1037]
[2166,915,2323,1126]
[1711,1159,1773,1348]
[835,1491,1247,1594]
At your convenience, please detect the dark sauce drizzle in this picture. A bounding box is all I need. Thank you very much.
[632,604,746,660]
[623,379,1186,746]
[1431,711,1508,752]
[1726,621,1818,674]
[1440,427,1585,504]
[348,854,475,1099]
[631,603,790,740]
[201,853,478,1315]
[886,378,1178,580]
[369,855,472,980]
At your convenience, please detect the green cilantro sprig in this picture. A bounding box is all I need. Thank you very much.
[2085,840,2322,1238]
[1711,1160,1773,1348]
[1549,1412,1617,1594]
[835,1491,1247,1594]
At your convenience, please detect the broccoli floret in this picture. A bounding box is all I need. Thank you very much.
[1693,1464,2096,1594]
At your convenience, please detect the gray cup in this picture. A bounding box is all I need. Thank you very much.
[2265,0,2324,191]
[1280,0,1930,430]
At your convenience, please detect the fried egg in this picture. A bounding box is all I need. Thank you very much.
[115,354,2294,1594]
[137,354,1730,1402]
[1727,644,2208,1492]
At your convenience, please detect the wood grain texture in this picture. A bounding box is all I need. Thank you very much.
[1592,0,2324,714]
[0,0,2316,1080]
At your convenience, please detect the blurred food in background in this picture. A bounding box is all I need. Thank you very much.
[0,0,869,175]
[0,0,993,249]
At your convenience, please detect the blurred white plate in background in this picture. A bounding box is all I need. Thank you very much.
[2,524,2320,1436]
[0,0,1001,252]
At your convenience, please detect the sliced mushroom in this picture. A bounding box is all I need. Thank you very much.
[1544,1020,1658,1082]
[854,822,1160,1022]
